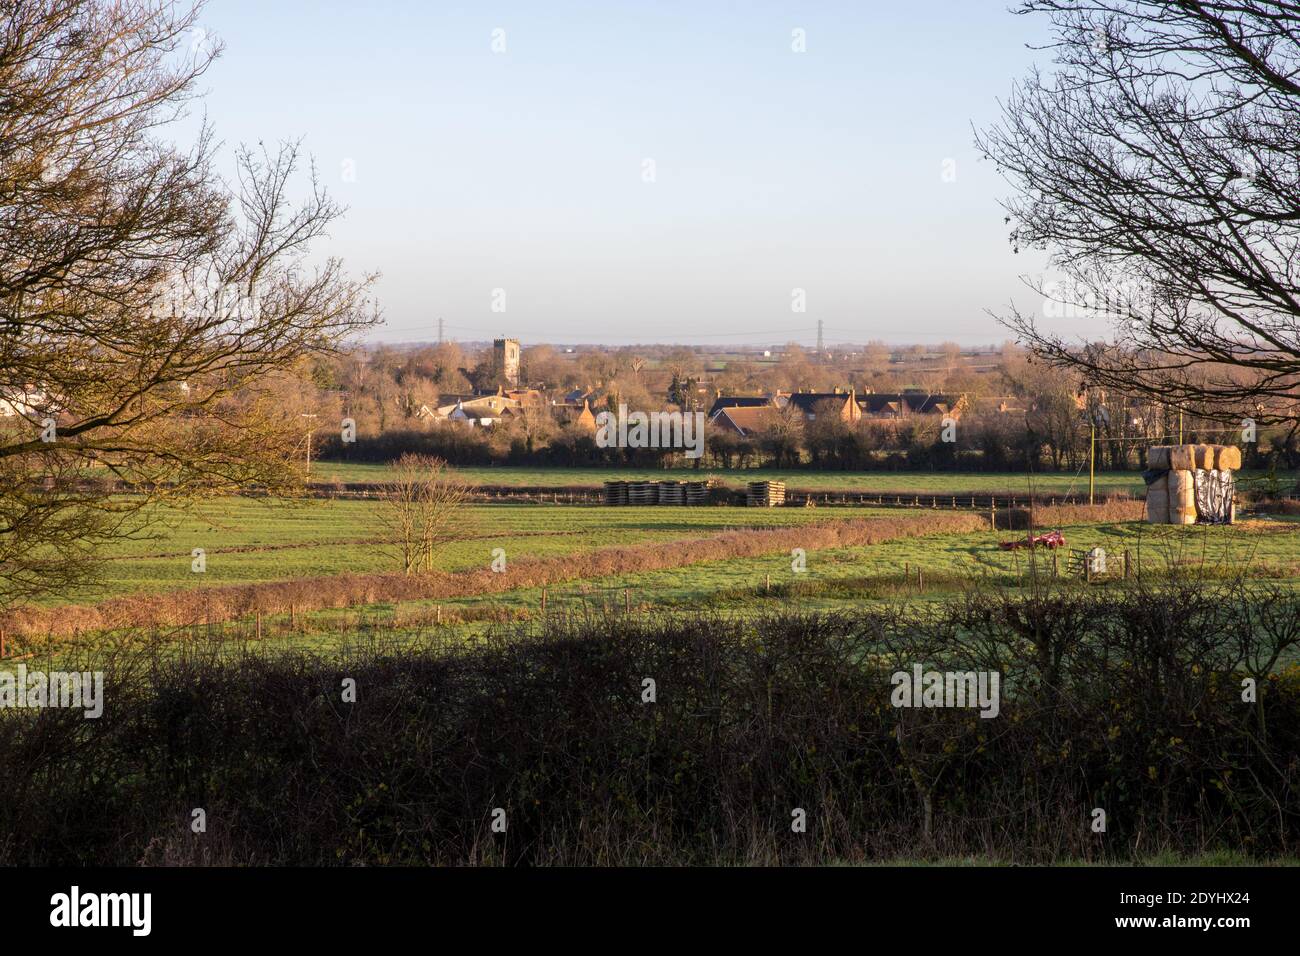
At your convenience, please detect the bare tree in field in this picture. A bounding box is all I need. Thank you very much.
[978,0,1300,430]
[0,1,378,609]
[380,455,472,575]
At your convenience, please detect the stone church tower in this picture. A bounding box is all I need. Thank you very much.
[493,337,520,387]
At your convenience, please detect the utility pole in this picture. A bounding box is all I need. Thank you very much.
[1089,420,1096,505]
[438,316,444,344]
[300,413,318,476]
[816,319,824,355]
[1178,408,1183,444]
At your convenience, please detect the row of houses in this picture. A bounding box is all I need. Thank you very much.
[415,386,599,430]
[707,388,969,437]
[414,383,972,436]
[2,375,995,441]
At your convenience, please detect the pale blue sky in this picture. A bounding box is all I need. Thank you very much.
[190,1,1060,346]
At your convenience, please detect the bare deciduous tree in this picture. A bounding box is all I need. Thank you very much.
[978,0,1300,428]
[380,454,471,575]
[0,1,378,608]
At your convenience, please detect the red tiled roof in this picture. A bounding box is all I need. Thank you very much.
[711,405,780,436]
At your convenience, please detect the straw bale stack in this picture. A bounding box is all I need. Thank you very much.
[1145,443,1240,525]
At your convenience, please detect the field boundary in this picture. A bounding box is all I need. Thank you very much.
[307,482,1139,509]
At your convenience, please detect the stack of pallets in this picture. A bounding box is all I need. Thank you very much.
[747,480,786,508]
[627,481,658,506]
[684,480,713,505]
[603,480,629,506]
[657,481,685,505]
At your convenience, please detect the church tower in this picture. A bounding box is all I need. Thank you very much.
[493,337,520,387]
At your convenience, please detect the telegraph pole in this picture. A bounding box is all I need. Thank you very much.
[816,319,824,355]
[438,316,444,344]
[301,413,318,476]
[1089,420,1096,505]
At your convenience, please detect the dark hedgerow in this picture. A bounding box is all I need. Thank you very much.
[0,581,1297,865]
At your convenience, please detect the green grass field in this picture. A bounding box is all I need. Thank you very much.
[66,497,897,605]
[18,484,1293,655]
[572,518,1300,608]
[376,516,1300,625]
[313,461,1160,495]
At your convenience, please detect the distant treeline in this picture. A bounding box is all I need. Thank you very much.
[317,415,1295,475]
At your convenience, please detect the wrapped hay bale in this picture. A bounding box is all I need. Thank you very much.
[1145,473,1170,524]
[1197,468,1237,524]
[1216,445,1242,470]
[1167,469,1197,524]
[1147,445,1172,469]
[1194,444,1216,470]
[1169,445,1198,471]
